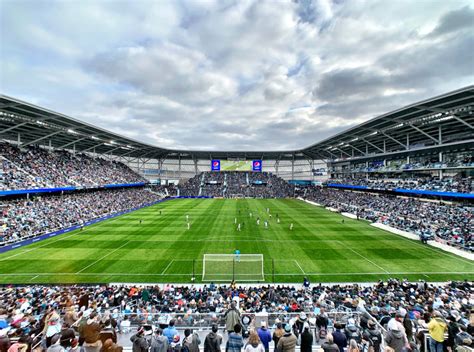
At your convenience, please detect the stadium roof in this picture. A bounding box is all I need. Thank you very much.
[1,86,473,161]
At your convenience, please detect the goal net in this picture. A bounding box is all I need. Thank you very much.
[202,254,264,282]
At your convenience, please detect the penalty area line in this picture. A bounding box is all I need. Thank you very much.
[294,260,306,275]
[161,260,174,275]
[76,240,132,274]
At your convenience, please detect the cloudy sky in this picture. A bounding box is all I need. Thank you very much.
[1,0,473,150]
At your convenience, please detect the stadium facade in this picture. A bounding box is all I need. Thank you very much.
[0,86,473,184]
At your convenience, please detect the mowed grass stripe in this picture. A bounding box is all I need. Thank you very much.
[0,198,472,284]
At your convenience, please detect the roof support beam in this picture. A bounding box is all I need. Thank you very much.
[80,143,104,153]
[361,138,384,153]
[336,147,351,157]
[58,137,87,149]
[409,124,439,144]
[452,115,474,129]
[21,131,61,147]
[381,132,407,149]
[346,143,365,155]
[0,122,29,134]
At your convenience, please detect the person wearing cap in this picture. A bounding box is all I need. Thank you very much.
[364,320,381,352]
[257,321,272,352]
[384,322,406,352]
[428,311,447,352]
[130,327,150,352]
[277,324,297,352]
[300,323,312,352]
[204,324,222,352]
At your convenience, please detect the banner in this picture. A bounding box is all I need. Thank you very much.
[252,160,262,172]
[211,160,220,171]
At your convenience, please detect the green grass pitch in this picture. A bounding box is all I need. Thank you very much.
[0,198,472,284]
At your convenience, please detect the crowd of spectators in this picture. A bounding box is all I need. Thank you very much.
[328,177,473,194]
[302,188,473,252]
[0,188,162,245]
[179,172,293,198]
[0,280,472,352]
[0,143,145,190]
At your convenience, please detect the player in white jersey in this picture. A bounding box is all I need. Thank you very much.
[264,220,268,229]
[237,223,241,231]
[290,223,293,230]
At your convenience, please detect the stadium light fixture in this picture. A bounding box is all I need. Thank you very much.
[350,137,358,142]
[91,136,100,140]
[110,140,116,144]
[368,131,378,136]
[67,129,78,135]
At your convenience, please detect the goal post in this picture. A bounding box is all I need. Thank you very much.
[202,254,264,282]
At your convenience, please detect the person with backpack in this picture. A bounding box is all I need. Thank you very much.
[345,319,361,344]
[364,320,382,352]
[150,328,169,352]
[204,324,222,352]
[183,329,200,352]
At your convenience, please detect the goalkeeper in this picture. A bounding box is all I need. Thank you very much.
[234,249,241,262]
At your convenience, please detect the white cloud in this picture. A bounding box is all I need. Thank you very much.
[1,0,472,151]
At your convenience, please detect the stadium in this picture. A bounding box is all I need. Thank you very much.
[0,2,473,352]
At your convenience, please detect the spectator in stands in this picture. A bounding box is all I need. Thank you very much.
[83,312,103,352]
[204,324,221,352]
[333,323,348,352]
[47,334,65,352]
[384,324,405,352]
[130,327,149,352]
[364,320,382,352]
[300,323,313,352]
[257,321,272,352]
[150,328,168,352]
[321,334,339,352]
[428,311,447,352]
[183,329,200,352]
[225,302,240,334]
[272,322,285,349]
[163,320,178,344]
[226,324,244,352]
[244,331,264,352]
[102,338,123,352]
[277,324,297,352]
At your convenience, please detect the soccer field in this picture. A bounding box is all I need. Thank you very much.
[0,198,472,284]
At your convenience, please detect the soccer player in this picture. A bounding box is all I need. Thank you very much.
[256,217,260,225]
[186,214,189,221]
[159,210,162,215]
[290,223,294,230]
[264,220,269,229]
[277,217,280,224]
[341,219,345,224]
[249,212,253,217]
[234,249,240,262]
[187,222,190,230]
[139,219,143,225]
[234,217,237,224]
[237,223,241,231]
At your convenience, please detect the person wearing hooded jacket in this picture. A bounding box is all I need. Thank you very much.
[384,324,406,352]
[150,328,169,352]
[345,319,361,344]
[47,334,65,352]
[257,322,272,352]
[277,324,297,352]
[130,328,149,352]
[183,329,201,352]
[204,324,222,352]
[300,323,312,352]
[364,320,382,352]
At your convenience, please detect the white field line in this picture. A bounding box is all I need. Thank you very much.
[294,260,306,275]
[0,215,125,261]
[76,240,132,274]
[1,271,473,277]
[161,260,174,274]
[29,275,39,281]
[336,241,390,274]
